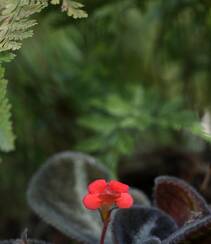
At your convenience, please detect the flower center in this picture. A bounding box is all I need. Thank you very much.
[99,186,121,205]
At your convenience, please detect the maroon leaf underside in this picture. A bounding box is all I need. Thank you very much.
[154,176,210,227]
[163,215,211,244]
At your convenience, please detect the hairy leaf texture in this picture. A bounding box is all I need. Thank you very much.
[142,237,161,244]
[130,188,151,206]
[0,240,51,244]
[27,151,111,244]
[163,215,211,244]
[112,206,177,244]
[154,176,210,227]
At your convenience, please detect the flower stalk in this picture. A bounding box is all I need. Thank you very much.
[82,179,134,244]
[99,207,113,244]
[100,216,110,244]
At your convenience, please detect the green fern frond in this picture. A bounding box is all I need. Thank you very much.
[51,0,88,19]
[0,53,15,152]
[0,0,87,153]
[0,0,48,52]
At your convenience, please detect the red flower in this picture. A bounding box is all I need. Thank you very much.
[83,179,133,210]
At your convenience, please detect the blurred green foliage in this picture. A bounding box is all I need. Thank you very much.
[1,0,211,237]
[0,0,88,156]
[0,53,15,153]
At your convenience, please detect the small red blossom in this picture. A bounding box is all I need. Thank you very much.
[83,179,133,210]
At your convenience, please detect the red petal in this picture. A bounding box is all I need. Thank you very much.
[116,193,133,208]
[109,180,129,193]
[83,193,101,210]
[88,179,107,193]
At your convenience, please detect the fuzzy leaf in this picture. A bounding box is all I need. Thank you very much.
[130,188,151,206]
[163,215,211,244]
[154,176,210,227]
[112,206,177,244]
[142,237,161,244]
[0,240,51,244]
[27,151,111,244]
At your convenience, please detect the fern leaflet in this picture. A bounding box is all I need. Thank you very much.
[0,0,48,52]
[51,0,88,19]
[0,53,15,152]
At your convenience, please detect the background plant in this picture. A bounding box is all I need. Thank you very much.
[0,0,87,155]
[1,0,211,240]
[0,0,87,237]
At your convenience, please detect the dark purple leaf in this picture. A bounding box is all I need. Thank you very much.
[112,206,177,244]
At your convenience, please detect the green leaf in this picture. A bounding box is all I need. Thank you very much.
[115,132,135,155]
[0,0,48,52]
[76,136,105,152]
[50,0,88,19]
[190,123,211,142]
[0,55,15,152]
[103,94,131,117]
[78,115,116,134]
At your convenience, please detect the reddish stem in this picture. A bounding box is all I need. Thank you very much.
[201,164,211,192]
[100,218,110,244]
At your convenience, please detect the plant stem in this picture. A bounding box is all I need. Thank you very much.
[201,164,211,192]
[100,218,110,244]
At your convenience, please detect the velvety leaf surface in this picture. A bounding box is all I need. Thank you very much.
[112,206,177,244]
[162,215,211,244]
[0,240,50,244]
[27,151,111,244]
[130,188,151,206]
[142,237,161,244]
[154,176,210,227]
